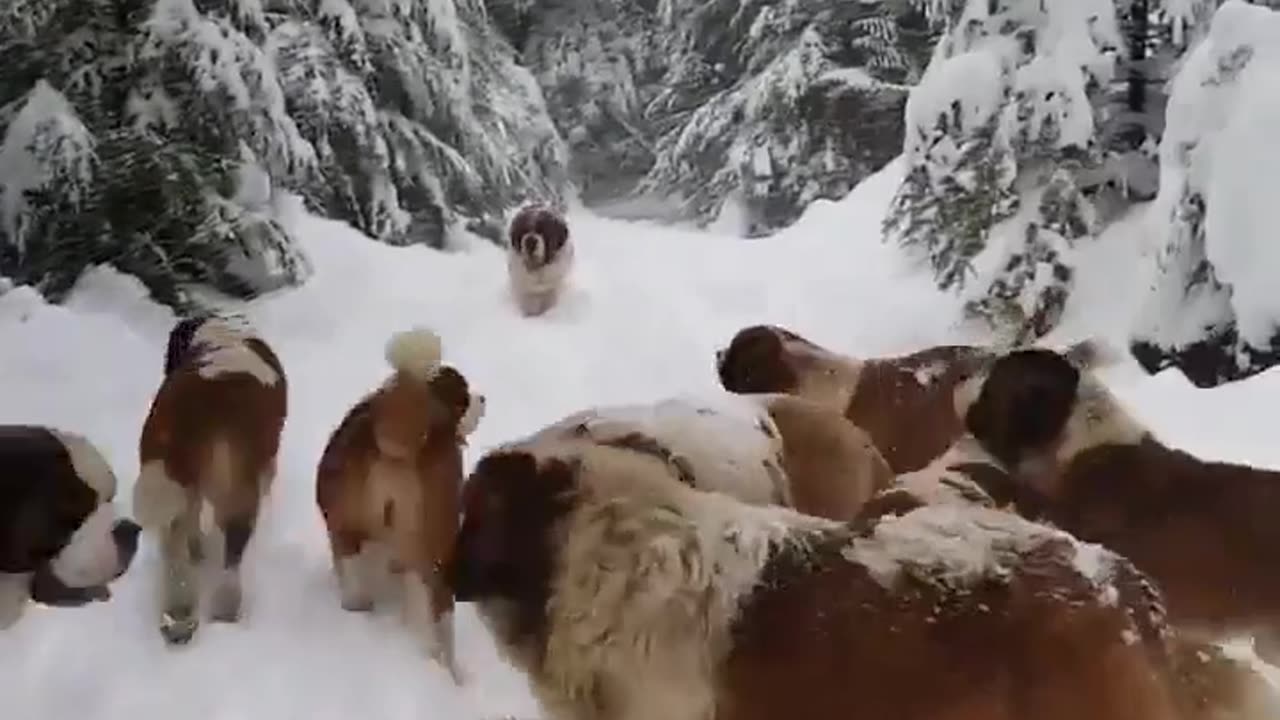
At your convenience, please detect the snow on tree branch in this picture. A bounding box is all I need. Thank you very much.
[1131,0,1280,387]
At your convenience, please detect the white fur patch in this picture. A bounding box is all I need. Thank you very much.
[51,430,117,499]
[50,502,123,589]
[132,460,188,531]
[522,443,836,720]
[890,435,1002,508]
[507,238,574,317]
[537,393,786,507]
[842,504,1105,594]
[458,392,485,437]
[0,574,29,629]
[1054,376,1148,462]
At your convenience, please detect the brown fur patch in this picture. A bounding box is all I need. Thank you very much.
[761,394,892,520]
[315,360,479,622]
[139,322,287,525]
[719,530,1182,720]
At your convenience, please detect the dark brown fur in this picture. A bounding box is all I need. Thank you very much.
[963,347,1280,669]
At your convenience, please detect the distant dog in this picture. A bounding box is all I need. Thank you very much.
[506,203,574,317]
[1,426,140,628]
[316,328,484,682]
[526,392,891,521]
[132,313,287,645]
[450,439,1192,720]
[952,344,1280,668]
[714,324,1110,474]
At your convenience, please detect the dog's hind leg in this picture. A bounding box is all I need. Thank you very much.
[159,498,201,645]
[209,508,256,624]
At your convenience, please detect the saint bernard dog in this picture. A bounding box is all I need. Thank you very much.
[526,392,891,521]
[506,203,574,317]
[713,323,1113,474]
[132,313,287,645]
[951,344,1280,668]
[449,438,1195,720]
[1,426,140,628]
[867,434,1280,720]
[316,327,484,683]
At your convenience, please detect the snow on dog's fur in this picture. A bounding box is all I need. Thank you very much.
[506,203,574,317]
[133,314,286,647]
[316,327,485,683]
[954,345,1280,675]
[713,323,1116,474]
[450,437,1192,720]
[526,392,890,521]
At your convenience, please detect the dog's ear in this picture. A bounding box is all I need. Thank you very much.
[164,317,205,374]
[538,212,569,254]
[965,349,1080,467]
[716,326,799,394]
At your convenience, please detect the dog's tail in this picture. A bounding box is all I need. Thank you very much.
[386,327,443,382]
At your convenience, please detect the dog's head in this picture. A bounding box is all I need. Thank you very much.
[715,324,831,395]
[509,204,570,270]
[427,366,486,438]
[0,428,141,621]
[449,449,577,644]
[953,346,1146,489]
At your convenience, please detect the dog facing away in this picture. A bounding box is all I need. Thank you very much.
[449,439,1192,720]
[866,434,1280,720]
[1,426,141,628]
[316,327,485,683]
[713,323,1113,474]
[132,313,287,646]
[506,203,574,317]
[525,391,891,521]
[953,345,1280,669]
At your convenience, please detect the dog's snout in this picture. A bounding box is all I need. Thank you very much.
[112,518,142,558]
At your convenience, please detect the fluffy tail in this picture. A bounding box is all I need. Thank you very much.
[386,327,443,381]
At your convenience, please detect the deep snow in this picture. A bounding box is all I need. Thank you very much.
[1,159,1278,718]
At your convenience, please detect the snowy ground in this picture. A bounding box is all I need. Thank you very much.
[1,159,1278,719]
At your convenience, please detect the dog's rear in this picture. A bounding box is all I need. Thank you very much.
[506,203,573,317]
[316,327,484,682]
[133,314,287,645]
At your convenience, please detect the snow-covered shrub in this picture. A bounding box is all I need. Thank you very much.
[884,0,1121,341]
[1130,0,1280,387]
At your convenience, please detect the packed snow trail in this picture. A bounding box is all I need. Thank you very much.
[0,161,1277,719]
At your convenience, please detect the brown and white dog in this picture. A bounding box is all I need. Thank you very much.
[450,438,1195,720]
[952,344,1280,668]
[714,323,1111,474]
[525,392,891,521]
[1,426,140,627]
[316,327,484,682]
[132,314,287,646]
[506,203,574,317]
[865,439,1280,720]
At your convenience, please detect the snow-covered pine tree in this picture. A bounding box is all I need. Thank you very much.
[884,0,1121,342]
[505,0,666,206]
[640,0,930,236]
[0,0,315,309]
[1130,0,1280,387]
[269,0,569,248]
